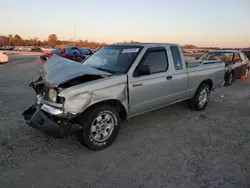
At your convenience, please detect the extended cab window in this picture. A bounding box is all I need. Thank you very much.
[170,46,183,70]
[141,49,168,74]
[234,53,241,61]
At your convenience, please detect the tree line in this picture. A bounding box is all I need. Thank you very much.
[0,34,107,48]
[2,34,237,49]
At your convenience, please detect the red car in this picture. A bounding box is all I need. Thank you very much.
[40,47,86,62]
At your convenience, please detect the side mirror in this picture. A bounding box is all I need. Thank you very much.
[138,65,150,76]
[195,57,199,60]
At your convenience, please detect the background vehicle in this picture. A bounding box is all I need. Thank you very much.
[0,51,9,63]
[243,50,250,60]
[40,46,85,62]
[17,46,24,51]
[40,49,60,61]
[1,46,14,50]
[60,47,84,62]
[78,48,93,59]
[23,43,225,151]
[183,49,193,53]
[40,46,57,53]
[14,46,20,51]
[199,50,250,85]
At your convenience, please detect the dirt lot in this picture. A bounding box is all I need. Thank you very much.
[0,55,250,188]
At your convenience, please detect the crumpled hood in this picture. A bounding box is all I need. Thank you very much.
[38,55,112,88]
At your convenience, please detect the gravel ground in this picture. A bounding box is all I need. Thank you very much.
[0,57,250,188]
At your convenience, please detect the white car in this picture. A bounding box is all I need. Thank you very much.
[0,51,8,63]
[41,46,57,53]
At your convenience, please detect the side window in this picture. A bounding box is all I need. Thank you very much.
[170,46,183,70]
[234,53,241,61]
[141,50,168,74]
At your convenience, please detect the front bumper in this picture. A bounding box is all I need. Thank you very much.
[22,105,75,138]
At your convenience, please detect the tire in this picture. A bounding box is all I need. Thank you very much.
[189,83,211,111]
[76,105,121,151]
[244,68,249,79]
[225,72,234,86]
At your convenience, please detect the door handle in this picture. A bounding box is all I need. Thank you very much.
[166,76,172,80]
[133,83,142,87]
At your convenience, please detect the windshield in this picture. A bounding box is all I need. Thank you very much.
[200,52,234,62]
[83,45,143,74]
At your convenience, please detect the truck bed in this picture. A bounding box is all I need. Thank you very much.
[185,60,225,96]
[185,60,223,68]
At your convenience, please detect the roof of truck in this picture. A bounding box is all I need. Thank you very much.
[109,43,178,47]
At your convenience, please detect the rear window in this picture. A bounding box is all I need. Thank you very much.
[201,52,234,62]
[170,46,183,70]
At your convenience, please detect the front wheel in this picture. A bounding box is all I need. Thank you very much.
[189,83,211,111]
[76,105,121,151]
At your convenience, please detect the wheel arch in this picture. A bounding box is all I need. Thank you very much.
[80,99,128,122]
[199,79,213,91]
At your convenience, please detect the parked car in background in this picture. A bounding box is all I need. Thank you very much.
[89,47,99,53]
[40,46,85,62]
[243,50,250,60]
[40,46,57,53]
[33,46,41,52]
[2,46,14,50]
[40,49,61,61]
[59,47,85,62]
[199,50,250,85]
[78,48,93,59]
[0,51,8,63]
[14,46,20,51]
[18,46,24,51]
[21,46,29,51]
[183,49,193,53]
[23,43,225,151]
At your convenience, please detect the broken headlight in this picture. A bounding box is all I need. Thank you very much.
[48,89,57,102]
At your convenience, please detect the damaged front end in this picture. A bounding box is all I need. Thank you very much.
[22,104,74,138]
[22,55,112,138]
[22,78,79,138]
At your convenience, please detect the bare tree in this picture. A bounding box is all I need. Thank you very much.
[48,34,58,47]
[13,34,22,46]
[8,34,13,46]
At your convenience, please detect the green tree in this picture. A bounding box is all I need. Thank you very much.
[48,34,58,47]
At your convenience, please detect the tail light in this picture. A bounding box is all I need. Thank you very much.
[2,52,7,55]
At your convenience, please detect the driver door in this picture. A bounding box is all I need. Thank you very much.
[128,47,174,116]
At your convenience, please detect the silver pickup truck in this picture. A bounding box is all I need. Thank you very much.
[23,43,225,150]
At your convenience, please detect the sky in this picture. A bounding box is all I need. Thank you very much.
[1,0,250,48]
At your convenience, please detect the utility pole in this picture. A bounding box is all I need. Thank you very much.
[74,24,76,46]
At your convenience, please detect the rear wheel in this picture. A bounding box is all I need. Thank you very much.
[244,68,249,79]
[76,105,121,151]
[189,83,211,111]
